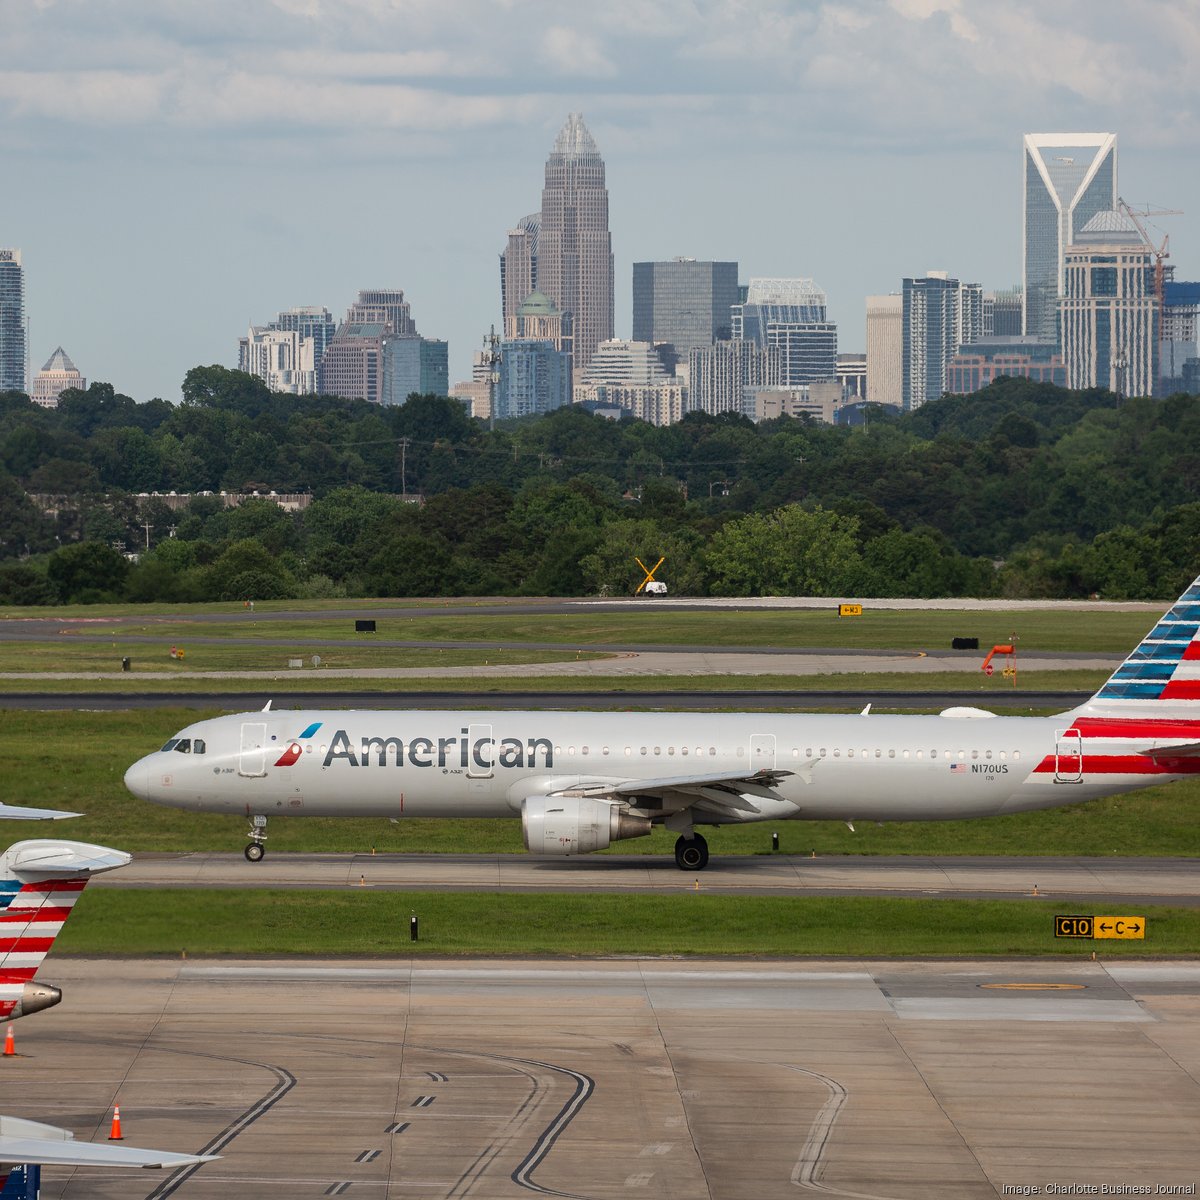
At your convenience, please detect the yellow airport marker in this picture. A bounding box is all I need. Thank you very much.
[1094,916,1145,940]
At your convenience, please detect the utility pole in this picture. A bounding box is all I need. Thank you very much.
[482,326,502,432]
[140,522,153,550]
[398,437,410,498]
[1112,352,1128,402]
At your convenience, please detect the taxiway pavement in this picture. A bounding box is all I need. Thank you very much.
[94,852,1200,908]
[13,956,1200,1198]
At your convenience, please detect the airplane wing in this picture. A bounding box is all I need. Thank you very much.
[0,804,81,821]
[2,840,130,880]
[0,1116,218,1170]
[551,767,797,818]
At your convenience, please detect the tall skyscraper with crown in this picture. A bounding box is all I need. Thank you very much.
[537,114,614,379]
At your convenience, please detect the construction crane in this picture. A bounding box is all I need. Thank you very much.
[1118,197,1183,313]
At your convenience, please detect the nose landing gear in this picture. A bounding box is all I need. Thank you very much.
[674,833,709,871]
[244,815,267,863]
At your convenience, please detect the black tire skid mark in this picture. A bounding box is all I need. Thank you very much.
[415,1044,596,1200]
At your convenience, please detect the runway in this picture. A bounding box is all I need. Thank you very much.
[95,851,1200,907]
[15,956,1200,1198]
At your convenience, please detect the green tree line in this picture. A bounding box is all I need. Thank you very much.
[1,366,1199,602]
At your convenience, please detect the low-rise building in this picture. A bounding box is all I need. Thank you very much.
[572,382,686,426]
[742,383,841,424]
[945,338,1067,392]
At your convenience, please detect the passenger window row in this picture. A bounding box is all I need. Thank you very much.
[543,746,1019,762]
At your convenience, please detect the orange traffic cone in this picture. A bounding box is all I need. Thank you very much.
[108,1105,124,1141]
[3,1025,13,1056]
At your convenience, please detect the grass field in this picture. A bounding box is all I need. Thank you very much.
[0,669,1108,695]
[0,642,605,674]
[0,598,1193,965]
[29,606,1163,652]
[51,889,1200,957]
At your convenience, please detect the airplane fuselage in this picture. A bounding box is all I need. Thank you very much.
[124,707,1189,826]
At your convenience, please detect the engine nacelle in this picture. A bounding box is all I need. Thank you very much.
[12,982,61,1018]
[522,797,652,857]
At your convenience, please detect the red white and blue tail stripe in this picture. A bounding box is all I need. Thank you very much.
[0,840,130,1020]
[1040,576,1200,795]
[1076,574,1200,712]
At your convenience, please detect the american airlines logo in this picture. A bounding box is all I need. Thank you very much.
[274,722,324,766]
[322,730,554,770]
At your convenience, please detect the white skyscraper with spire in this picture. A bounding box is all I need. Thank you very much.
[537,113,614,379]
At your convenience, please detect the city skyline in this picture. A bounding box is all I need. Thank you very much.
[3,1,1197,404]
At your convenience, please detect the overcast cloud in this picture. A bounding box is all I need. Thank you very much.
[2,0,1197,400]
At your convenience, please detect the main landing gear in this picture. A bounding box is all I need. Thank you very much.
[244,815,267,863]
[674,833,709,871]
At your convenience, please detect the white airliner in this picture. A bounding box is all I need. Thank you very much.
[125,578,1200,870]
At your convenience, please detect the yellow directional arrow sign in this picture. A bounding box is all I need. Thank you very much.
[1093,916,1145,940]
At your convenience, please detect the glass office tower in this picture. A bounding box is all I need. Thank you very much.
[1023,133,1117,344]
[0,249,26,393]
[632,260,740,361]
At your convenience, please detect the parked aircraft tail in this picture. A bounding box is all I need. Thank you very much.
[0,840,131,1019]
[1071,573,1200,716]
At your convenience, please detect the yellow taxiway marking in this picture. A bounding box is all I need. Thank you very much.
[980,982,1086,991]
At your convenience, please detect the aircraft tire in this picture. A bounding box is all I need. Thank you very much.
[244,843,265,863]
[674,834,709,871]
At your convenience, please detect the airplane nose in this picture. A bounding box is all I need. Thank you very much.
[123,758,152,800]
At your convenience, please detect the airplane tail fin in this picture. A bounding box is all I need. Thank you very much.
[0,840,131,1019]
[1070,573,1200,717]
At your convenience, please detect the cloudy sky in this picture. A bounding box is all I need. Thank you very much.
[4,0,1198,402]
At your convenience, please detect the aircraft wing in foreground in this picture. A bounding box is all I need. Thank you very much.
[0,804,81,821]
[0,1115,218,1174]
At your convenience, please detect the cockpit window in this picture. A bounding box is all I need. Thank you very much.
[160,739,179,752]
[174,739,191,754]
[194,739,206,755]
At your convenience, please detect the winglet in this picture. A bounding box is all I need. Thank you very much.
[4,840,132,880]
[262,699,273,712]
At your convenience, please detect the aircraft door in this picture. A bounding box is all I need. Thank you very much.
[239,723,268,777]
[750,734,776,771]
[467,723,494,780]
[1054,728,1083,784]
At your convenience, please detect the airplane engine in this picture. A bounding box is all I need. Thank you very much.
[12,983,61,1018]
[522,797,652,856]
